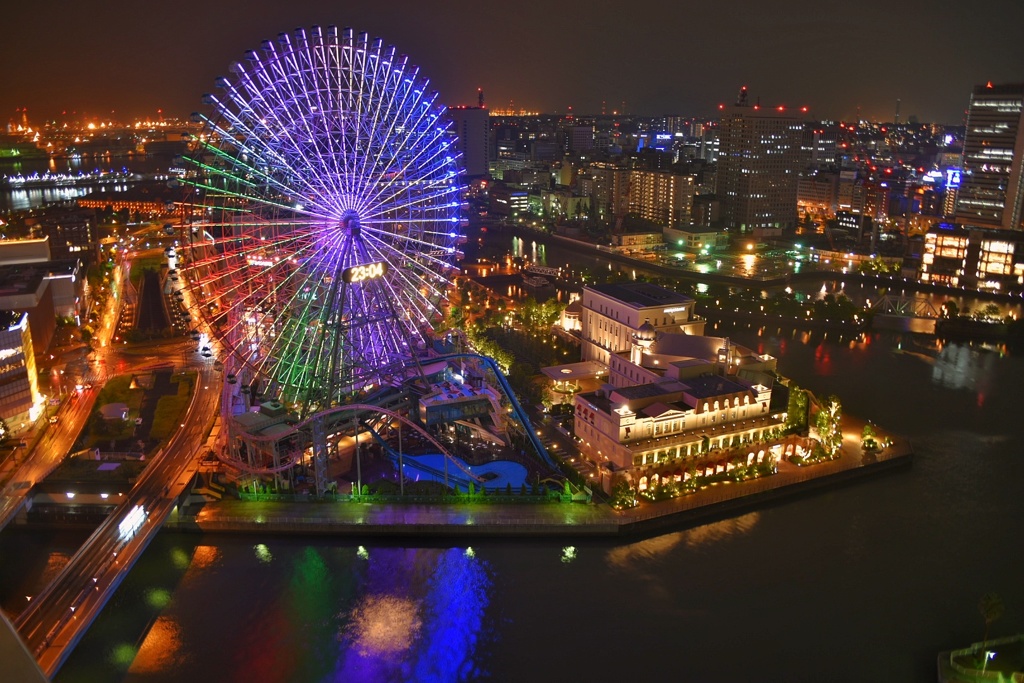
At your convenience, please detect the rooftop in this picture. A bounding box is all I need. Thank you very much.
[586,282,693,309]
[0,263,48,297]
[611,380,688,401]
[681,374,751,399]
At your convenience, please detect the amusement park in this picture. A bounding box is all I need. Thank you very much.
[176,27,568,502]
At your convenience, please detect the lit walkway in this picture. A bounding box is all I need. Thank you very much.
[173,423,911,538]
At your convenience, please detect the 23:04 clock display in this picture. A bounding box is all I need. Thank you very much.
[342,261,388,283]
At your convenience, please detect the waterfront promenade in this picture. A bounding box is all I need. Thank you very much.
[168,420,912,538]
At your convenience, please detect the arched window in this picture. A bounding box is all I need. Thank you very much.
[638,476,648,491]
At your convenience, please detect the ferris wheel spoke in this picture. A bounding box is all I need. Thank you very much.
[304,26,353,208]
[357,137,457,220]
[264,40,347,211]
[354,89,447,216]
[187,226,323,311]
[284,29,352,211]
[351,39,403,205]
[360,235,450,304]
[236,58,343,212]
[187,231,316,283]
[194,104,331,211]
[360,184,460,222]
[189,135,324,210]
[350,67,430,209]
[360,223,457,263]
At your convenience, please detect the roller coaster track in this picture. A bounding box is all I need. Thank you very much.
[218,353,558,480]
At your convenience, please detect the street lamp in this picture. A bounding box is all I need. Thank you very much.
[981,650,996,675]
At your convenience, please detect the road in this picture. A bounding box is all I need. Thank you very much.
[13,364,221,678]
[0,255,130,531]
[0,389,100,530]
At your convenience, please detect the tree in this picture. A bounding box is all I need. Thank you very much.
[861,423,878,450]
[978,592,1004,647]
[610,481,636,509]
[814,395,843,458]
[785,384,809,434]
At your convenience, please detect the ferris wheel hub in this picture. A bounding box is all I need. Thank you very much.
[340,209,361,237]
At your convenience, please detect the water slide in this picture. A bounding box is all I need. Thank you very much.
[432,353,559,471]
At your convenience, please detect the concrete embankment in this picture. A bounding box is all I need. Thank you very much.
[165,442,912,539]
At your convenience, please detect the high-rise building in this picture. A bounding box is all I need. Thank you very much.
[35,205,99,264]
[0,311,42,427]
[447,105,489,179]
[955,82,1024,231]
[625,170,696,230]
[717,103,806,235]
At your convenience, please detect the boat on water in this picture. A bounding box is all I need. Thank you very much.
[521,273,551,287]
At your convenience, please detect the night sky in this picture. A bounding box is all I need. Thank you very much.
[2,0,1022,124]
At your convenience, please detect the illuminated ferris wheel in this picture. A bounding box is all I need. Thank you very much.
[182,26,464,417]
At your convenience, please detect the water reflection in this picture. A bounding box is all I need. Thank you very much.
[932,342,997,394]
[334,547,491,682]
[129,615,186,674]
[606,512,762,570]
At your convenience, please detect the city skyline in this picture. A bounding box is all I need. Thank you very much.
[2,0,1022,125]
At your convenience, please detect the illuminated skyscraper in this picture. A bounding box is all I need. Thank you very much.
[717,97,806,236]
[955,82,1024,231]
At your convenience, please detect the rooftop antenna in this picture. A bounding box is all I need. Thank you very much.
[736,85,749,107]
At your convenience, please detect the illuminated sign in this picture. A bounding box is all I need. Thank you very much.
[663,306,689,314]
[342,261,388,283]
[946,169,962,188]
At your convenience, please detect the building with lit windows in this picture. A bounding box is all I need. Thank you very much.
[612,231,663,252]
[570,282,785,489]
[34,205,99,264]
[717,103,806,235]
[919,222,1024,291]
[579,282,705,367]
[625,170,695,229]
[955,82,1024,232]
[0,311,42,428]
[0,239,86,322]
[663,225,730,252]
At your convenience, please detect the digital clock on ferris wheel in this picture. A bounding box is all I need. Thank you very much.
[342,261,389,283]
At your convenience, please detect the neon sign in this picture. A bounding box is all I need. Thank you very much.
[342,261,388,283]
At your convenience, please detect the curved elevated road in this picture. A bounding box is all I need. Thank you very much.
[14,366,220,678]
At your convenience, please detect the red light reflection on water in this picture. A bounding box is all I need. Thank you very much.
[814,343,832,375]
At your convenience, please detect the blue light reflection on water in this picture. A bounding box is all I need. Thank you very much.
[333,547,490,682]
[52,540,493,683]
